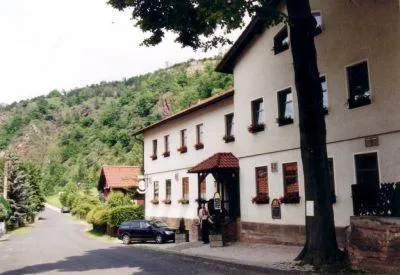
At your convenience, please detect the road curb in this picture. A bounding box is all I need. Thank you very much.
[131,244,311,274]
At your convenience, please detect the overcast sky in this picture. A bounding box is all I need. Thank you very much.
[0,0,233,104]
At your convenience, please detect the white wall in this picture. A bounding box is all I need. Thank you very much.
[143,97,234,220]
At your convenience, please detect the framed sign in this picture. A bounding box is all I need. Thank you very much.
[271,199,281,219]
[213,192,222,210]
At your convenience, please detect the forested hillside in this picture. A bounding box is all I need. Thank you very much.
[0,58,232,195]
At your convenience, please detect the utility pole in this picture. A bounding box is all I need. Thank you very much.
[3,161,7,199]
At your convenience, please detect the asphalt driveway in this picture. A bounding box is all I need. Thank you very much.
[0,208,277,275]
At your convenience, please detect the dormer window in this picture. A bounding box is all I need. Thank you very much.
[274,26,289,55]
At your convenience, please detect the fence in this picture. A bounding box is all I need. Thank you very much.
[351,182,400,217]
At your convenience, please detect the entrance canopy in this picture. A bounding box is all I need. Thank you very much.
[188,152,239,174]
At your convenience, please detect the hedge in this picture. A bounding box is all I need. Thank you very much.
[71,202,96,219]
[0,197,11,222]
[86,205,106,224]
[106,191,132,208]
[93,209,109,226]
[108,205,144,227]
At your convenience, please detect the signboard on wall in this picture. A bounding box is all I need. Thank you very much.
[271,199,281,219]
[213,192,222,211]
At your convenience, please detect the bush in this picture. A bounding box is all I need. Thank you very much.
[108,205,144,227]
[86,205,106,224]
[106,191,132,208]
[71,202,96,219]
[93,209,109,226]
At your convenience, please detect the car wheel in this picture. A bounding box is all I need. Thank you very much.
[155,234,164,244]
[122,234,131,245]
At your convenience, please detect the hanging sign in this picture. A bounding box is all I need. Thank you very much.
[137,175,147,194]
[213,192,222,211]
[271,199,281,219]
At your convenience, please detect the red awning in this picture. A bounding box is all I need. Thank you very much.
[188,153,239,173]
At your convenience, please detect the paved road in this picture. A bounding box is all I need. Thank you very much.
[0,208,274,275]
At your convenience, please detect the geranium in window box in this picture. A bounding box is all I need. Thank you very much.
[276,116,294,126]
[177,146,187,154]
[247,123,265,133]
[252,194,270,204]
[162,199,171,205]
[347,94,371,109]
[150,199,159,205]
[178,198,189,205]
[162,151,170,158]
[150,154,157,160]
[222,135,235,143]
[194,143,204,150]
[279,193,300,204]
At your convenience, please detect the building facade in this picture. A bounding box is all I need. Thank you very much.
[136,0,400,244]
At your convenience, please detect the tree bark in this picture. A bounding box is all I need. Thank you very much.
[286,0,344,266]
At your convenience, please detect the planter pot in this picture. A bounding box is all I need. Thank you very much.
[175,232,189,243]
[210,234,225,247]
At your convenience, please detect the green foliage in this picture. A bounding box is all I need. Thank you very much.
[106,191,132,208]
[93,208,109,226]
[71,202,96,219]
[108,205,144,227]
[0,58,232,197]
[0,197,12,221]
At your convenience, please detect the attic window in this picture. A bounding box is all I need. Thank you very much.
[274,26,289,55]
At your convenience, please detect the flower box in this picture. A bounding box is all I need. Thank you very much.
[150,199,159,205]
[162,151,170,158]
[194,143,204,150]
[150,154,157,160]
[276,116,294,126]
[247,123,265,133]
[177,146,187,154]
[279,193,300,204]
[252,194,270,204]
[162,199,171,205]
[347,94,371,109]
[178,198,189,205]
[222,135,235,143]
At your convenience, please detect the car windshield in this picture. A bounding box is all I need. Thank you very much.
[150,220,168,228]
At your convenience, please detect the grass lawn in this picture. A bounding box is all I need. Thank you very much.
[85,229,117,243]
[46,194,62,209]
[9,225,33,236]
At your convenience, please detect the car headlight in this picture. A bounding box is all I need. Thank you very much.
[165,231,174,235]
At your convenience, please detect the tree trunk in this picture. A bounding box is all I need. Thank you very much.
[286,0,344,266]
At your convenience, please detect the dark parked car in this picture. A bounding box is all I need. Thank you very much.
[60,207,70,213]
[117,220,175,245]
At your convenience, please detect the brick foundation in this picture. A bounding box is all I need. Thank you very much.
[348,216,400,273]
[239,221,346,247]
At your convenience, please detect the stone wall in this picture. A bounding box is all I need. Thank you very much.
[348,216,400,273]
[147,216,200,241]
[240,221,346,247]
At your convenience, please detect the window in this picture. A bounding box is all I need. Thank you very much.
[165,179,171,201]
[140,221,150,229]
[320,76,329,113]
[328,158,336,202]
[178,129,188,153]
[154,181,159,201]
[164,135,169,153]
[274,26,289,55]
[255,166,269,196]
[181,129,187,147]
[312,12,323,35]
[251,98,264,125]
[195,124,204,150]
[200,179,206,200]
[151,139,157,160]
[277,88,294,126]
[130,221,140,228]
[224,113,235,142]
[355,152,379,189]
[283,162,299,197]
[347,61,371,109]
[182,177,189,200]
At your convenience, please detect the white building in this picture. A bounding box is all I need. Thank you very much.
[134,0,400,244]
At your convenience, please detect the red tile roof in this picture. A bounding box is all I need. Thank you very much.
[188,153,239,173]
[99,166,140,189]
[132,88,234,135]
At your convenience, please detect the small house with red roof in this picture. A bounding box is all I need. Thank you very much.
[97,166,144,205]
